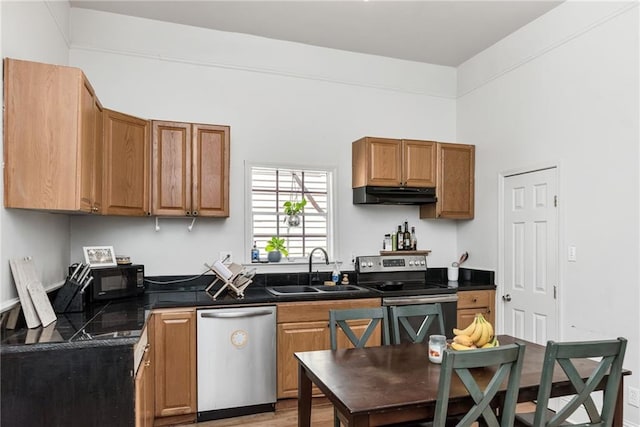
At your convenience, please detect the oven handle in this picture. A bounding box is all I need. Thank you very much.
[382,294,458,306]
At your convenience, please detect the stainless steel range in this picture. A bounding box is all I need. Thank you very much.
[356,254,458,339]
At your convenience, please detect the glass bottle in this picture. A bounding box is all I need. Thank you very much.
[410,226,417,251]
[251,241,259,262]
[403,221,411,251]
[396,225,404,250]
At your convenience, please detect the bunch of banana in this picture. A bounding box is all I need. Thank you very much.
[450,313,498,351]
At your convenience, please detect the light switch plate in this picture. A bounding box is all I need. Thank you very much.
[567,246,577,262]
[629,386,640,407]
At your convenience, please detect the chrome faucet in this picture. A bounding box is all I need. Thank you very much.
[308,247,329,285]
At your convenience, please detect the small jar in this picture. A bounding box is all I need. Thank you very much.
[428,335,447,364]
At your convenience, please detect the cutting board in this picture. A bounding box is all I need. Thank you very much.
[9,257,57,328]
[27,281,56,327]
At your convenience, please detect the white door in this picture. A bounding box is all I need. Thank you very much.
[502,167,558,345]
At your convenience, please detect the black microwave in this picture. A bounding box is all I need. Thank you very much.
[71,264,145,302]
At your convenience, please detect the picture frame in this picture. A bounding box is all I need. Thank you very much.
[83,246,117,268]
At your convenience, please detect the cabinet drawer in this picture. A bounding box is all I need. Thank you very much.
[457,291,491,308]
[277,298,381,323]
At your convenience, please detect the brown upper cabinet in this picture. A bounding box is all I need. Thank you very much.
[352,137,436,188]
[103,109,151,216]
[420,143,475,219]
[4,58,104,213]
[152,121,230,217]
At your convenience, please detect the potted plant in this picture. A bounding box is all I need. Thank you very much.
[283,198,306,227]
[265,236,289,262]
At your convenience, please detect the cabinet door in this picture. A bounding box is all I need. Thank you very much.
[192,124,230,217]
[420,143,475,219]
[277,321,328,399]
[103,109,150,216]
[402,140,436,187]
[456,289,496,329]
[152,121,192,216]
[153,310,197,418]
[135,344,154,427]
[4,59,84,211]
[352,137,402,187]
[80,81,103,214]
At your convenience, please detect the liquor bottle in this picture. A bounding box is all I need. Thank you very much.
[396,225,404,250]
[403,221,411,251]
[410,226,417,251]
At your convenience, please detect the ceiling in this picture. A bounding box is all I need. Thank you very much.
[69,1,564,67]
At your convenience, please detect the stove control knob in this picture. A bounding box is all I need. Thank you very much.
[421,260,426,266]
[360,262,367,269]
[408,260,414,266]
[367,262,373,268]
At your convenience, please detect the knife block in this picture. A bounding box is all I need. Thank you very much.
[52,278,86,313]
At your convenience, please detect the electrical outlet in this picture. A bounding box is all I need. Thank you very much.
[629,386,640,408]
[567,245,577,262]
[219,251,232,264]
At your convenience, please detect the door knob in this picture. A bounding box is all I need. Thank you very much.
[502,294,512,302]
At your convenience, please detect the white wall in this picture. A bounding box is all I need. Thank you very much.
[457,1,639,424]
[0,1,72,310]
[66,8,460,275]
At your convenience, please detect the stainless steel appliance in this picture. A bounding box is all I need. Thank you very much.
[356,255,458,339]
[70,264,144,302]
[197,306,277,422]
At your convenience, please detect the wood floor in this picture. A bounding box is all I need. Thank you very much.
[183,399,537,427]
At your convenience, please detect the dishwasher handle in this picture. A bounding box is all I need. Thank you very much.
[200,309,274,319]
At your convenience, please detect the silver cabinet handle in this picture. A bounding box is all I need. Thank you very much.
[200,310,273,319]
[502,294,512,302]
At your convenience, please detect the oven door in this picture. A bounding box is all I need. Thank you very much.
[382,294,458,340]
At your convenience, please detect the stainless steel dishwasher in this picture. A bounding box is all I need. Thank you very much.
[197,306,277,422]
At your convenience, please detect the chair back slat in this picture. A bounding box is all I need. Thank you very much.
[389,303,445,344]
[528,337,627,427]
[433,342,526,427]
[329,307,390,350]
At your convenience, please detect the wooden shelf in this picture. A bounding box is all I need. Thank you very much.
[379,250,431,256]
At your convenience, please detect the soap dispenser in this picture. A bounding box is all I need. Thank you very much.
[331,262,340,285]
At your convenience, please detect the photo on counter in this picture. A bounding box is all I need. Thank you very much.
[83,246,117,268]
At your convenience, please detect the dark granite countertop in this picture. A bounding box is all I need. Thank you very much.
[1,268,494,349]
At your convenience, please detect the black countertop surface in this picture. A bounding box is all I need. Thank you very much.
[1,267,494,349]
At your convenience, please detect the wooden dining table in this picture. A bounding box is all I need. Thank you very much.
[295,335,631,427]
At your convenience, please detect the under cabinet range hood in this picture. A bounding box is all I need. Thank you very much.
[353,186,437,205]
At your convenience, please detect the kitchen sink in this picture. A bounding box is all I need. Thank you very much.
[266,284,369,296]
[312,285,366,292]
[266,286,319,295]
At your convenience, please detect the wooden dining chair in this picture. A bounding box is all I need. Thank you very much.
[388,303,445,344]
[328,307,390,427]
[393,342,526,427]
[514,337,627,427]
[329,306,391,350]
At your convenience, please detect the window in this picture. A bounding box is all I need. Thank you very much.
[250,165,333,261]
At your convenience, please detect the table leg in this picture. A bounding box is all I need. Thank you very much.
[612,377,624,427]
[298,363,312,427]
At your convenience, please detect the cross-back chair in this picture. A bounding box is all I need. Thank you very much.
[388,303,445,344]
[514,337,627,427]
[328,306,390,427]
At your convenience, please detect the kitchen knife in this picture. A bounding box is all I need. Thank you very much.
[69,263,83,281]
[80,276,93,293]
[77,264,91,284]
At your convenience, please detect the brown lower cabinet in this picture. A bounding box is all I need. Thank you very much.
[276,298,382,399]
[456,289,496,329]
[151,308,197,425]
[135,331,154,427]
